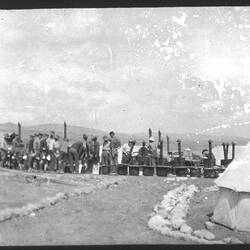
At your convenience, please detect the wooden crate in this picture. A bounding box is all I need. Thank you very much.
[100,165,110,175]
[156,166,172,177]
[203,168,218,178]
[129,166,140,176]
[143,166,154,176]
[117,164,128,175]
[189,167,201,177]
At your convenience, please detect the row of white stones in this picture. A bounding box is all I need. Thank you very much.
[0,177,123,223]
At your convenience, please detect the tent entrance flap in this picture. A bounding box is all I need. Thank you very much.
[213,187,250,232]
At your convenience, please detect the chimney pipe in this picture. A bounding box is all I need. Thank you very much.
[232,141,236,160]
[222,142,229,161]
[177,139,182,166]
[148,128,152,138]
[208,140,213,167]
[64,121,67,140]
[166,135,170,153]
[18,122,21,140]
[158,130,161,142]
[225,143,229,161]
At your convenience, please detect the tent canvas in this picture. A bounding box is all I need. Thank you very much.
[213,142,250,232]
[212,145,247,165]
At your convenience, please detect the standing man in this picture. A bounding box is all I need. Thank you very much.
[54,135,61,171]
[101,135,111,166]
[88,136,100,173]
[148,137,158,166]
[40,133,48,153]
[58,138,70,173]
[82,134,90,172]
[109,131,121,175]
[121,139,134,164]
[26,134,35,170]
[33,133,41,169]
[138,140,149,165]
[46,131,56,170]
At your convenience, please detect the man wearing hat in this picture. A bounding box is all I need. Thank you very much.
[45,131,57,171]
[33,134,41,155]
[54,135,61,171]
[148,137,158,166]
[26,134,35,170]
[46,131,56,152]
[138,140,150,165]
[121,139,134,163]
[109,131,121,174]
[101,135,111,166]
[40,133,48,153]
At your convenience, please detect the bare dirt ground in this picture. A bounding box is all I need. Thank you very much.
[0,169,249,245]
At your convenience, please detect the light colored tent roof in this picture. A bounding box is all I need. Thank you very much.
[215,141,250,192]
[212,144,247,165]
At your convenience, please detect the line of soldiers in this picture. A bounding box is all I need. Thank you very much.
[0,130,125,174]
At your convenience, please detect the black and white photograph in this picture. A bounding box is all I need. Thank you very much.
[1,4,250,245]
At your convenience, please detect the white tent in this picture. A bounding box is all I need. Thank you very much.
[213,141,250,232]
[212,145,247,165]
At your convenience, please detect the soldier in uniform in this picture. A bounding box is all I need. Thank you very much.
[88,136,100,173]
[54,135,61,171]
[69,135,86,173]
[138,140,149,165]
[148,137,158,166]
[58,138,70,173]
[121,139,134,164]
[46,131,56,171]
[40,133,48,153]
[101,135,111,166]
[26,134,35,170]
[32,133,41,169]
[109,131,121,174]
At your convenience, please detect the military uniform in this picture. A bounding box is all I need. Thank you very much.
[138,144,149,165]
[58,139,70,172]
[69,141,84,173]
[101,139,111,166]
[109,135,121,173]
[88,137,100,172]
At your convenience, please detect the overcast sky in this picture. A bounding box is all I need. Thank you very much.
[1,7,250,134]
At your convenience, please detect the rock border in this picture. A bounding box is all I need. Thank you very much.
[148,183,243,244]
[0,177,124,223]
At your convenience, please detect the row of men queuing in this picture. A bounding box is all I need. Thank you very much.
[0,130,125,174]
[0,130,160,174]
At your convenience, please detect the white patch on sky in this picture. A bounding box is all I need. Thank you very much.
[172,12,187,27]
[244,103,250,114]
[240,34,247,41]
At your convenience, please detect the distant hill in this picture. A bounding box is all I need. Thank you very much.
[0,122,249,156]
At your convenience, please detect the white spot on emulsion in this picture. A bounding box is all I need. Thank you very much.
[172,12,187,27]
